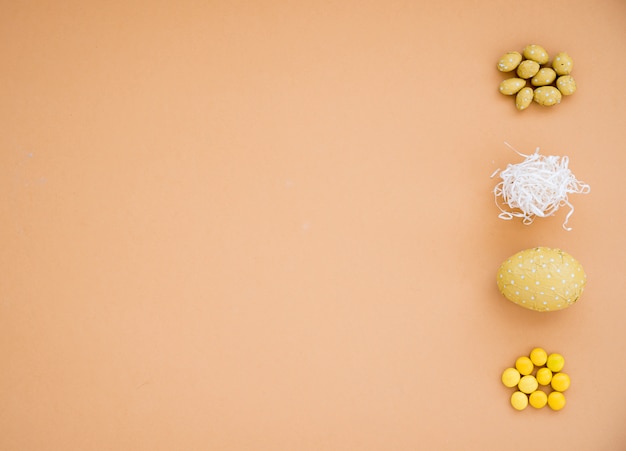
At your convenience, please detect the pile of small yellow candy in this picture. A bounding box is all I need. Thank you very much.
[501,347,570,411]
[497,44,576,110]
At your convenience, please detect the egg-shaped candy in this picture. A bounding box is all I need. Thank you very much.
[552,52,574,75]
[556,75,577,96]
[533,86,562,106]
[517,60,540,79]
[497,51,523,72]
[496,247,586,312]
[515,87,534,111]
[531,68,557,87]
[499,78,526,95]
[523,44,549,65]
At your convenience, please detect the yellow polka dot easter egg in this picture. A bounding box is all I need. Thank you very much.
[497,247,586,312]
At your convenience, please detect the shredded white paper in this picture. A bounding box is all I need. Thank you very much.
[492,143,590,231]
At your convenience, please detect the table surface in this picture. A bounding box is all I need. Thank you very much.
[2,1,626,449]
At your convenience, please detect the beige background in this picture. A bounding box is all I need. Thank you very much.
[2,0,626,449]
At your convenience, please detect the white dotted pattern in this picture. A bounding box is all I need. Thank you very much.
[497,247,586,312]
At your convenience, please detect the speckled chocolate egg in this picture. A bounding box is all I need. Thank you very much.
[497,51,523,72]
[515,87,534,110]
[499,78,527,95]
[552,52,574,75]
[531,68,557,87]
[533,86,562,106]
[556,75,577,95]
[517,60,540,79]
[523,44,549,65]
[497,247,586,312]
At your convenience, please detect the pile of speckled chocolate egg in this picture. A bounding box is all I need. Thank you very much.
[497,44,576,110]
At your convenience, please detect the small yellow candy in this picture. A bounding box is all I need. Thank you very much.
[547,353,565,372]
[511,391,529,410]
[530,348,548,366]
[548,391,566,411]
[502,368,521,388]
[551,372,571,392]
[515,356,534,375]
[518,375,539,394]
[536,367,553,386]
[529,390,548,408]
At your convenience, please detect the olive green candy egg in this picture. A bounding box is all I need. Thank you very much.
[499,78,526,95]
[533,86,562,106]
[531,68,557,86]
[516,60,540,79]
[552,52,574,75]
[497,51,523,72]
[523,44,549,65]
[496,247,586,312]
[556,75,577,96]
[515,87,534,110]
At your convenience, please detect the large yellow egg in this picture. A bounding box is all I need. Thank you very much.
[497,247,586,312]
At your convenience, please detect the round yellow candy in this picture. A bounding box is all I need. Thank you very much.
[518,375,539,394]
[551,372,571,392]
[548,391,566,411]
[547,353,565,372]
[530,348,548,366]
[511,391,529,410]
[515,356,534,375]
[502,368,521,388]
[536,367,553,386]
[529,390,548,408]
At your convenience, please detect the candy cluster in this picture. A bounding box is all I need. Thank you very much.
[497,44,576,110]
[501,348,570,411]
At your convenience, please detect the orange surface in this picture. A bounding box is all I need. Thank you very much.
[2,1,626,449]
